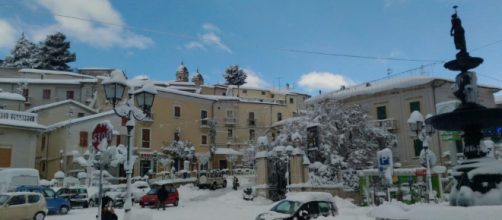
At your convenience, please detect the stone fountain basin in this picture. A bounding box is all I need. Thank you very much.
[427,107,502,131]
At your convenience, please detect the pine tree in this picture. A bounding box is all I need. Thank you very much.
[223,65,247,97]
[2,34,39,68]
[35,32,76,71]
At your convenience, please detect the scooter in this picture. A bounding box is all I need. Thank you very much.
[242,187,255,201]
[232,177,240,190]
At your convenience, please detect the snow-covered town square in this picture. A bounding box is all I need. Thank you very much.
[1,1,502,220]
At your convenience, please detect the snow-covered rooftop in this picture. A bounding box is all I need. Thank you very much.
[496,96,502,105]
[306,75,501,104]
[0,89,25,101]
[156,87,239,101]
[27,99,97,113]
[271,116,307,127]
[0,78,97,84]
[46,110,115,132]
[19,68,96,79]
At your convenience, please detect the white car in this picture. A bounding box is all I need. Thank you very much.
[0,192,48,220]
[256,192,338,220]
[106,182,150,203]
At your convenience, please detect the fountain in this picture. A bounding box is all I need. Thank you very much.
[427,6,502,206]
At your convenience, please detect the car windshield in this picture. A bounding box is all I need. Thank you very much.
[147,188,158,195]
[44,189,55,198]
[0,195,10,205]
[271,200,301,215]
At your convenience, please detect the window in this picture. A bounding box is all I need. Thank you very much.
[289,98,294,104]
[376,106,387,120]
[249,112,255,125]
[226,110,234,118]
[242,89,247,93]
[271,94,275,98]
[77,113,85,118]
[272,133,276,141]
[174,106,181,117]
[43,89,51,99]
[142,129,150,148]
[79,131,88,147]
[410,101,421,113]
[202,135,207,145]
[116,135,121,146]
[8,195,25,206]
[249,129,255,140]
[261,91,266,95]
[41,136,46,151]
[140,160,151,177]
[28,195,40,203]
[66,90,74,100]
[277,112,282,121]
[414,139,423,157]
[201,110,208,126]
[227,129,233,138]
[22,89,29,100]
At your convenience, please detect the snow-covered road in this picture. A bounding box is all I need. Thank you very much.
[47,175,372,220]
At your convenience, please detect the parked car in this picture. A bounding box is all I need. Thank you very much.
[196,170,227,190]
[0,168,40,193]
[255,192,338,220]
[0,192,48,220]
[56,187,93,208]
[16,185,71,215]
[139,183,179,208]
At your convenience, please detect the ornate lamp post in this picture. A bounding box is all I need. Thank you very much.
[408,111,435,203]
[102,70,156,216]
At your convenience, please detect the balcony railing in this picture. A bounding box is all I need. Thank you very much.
[369,118,397,130]
[225,118,236,125]
[0,109,38,123]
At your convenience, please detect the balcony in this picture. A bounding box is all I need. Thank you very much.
[200,118,210,128]
[225,118,236,125]
[0,109,38,123]
[369,118,397,130]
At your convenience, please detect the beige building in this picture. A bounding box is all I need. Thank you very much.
[0,68,97,111]
[0,109,45,168]
[306,75,500,167]
[26,100,98,125]
[36,111,126,180]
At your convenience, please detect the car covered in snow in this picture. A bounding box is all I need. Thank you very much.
[0,192,48,220]
[196,170,227,190]
[56,187,93,208]
[139,183,179,208]
[255,192,338,220]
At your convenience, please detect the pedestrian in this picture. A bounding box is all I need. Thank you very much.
[101,196,117,220]
[157,185,168,210]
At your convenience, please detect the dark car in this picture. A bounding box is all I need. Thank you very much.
[139,184,179,208]
[255,192,338,220]
[56,187,92,208]
[16,186,71,215]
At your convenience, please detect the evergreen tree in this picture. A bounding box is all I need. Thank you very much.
[36,32,76,71]
[2,34,39,68]
[223,65,247,97]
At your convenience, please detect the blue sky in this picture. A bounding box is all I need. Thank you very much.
[0,0,501,96]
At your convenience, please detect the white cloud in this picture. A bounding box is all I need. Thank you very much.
[242,68,270,89]
[184,23,231,53]
[185,41,205,50]
[0,19,17,49]
[298,71,353,91]
[33,0,153,49]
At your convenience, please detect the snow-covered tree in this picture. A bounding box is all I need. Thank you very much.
[2,34,39,68]
[35,32,76,70]
[223,65,247,97]
[161,141,196,160]
[271,99,397,188]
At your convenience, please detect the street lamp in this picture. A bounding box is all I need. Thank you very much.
[102,70,156,217]
[407,111,435,203]
[285,145,294,189]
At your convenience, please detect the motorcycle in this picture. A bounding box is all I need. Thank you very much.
[242,187,255,201]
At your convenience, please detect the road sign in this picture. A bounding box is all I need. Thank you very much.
[92,122,113,152]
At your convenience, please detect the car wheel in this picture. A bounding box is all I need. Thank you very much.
[173,200,179,207]
[211,182,217,190]
[89,199,95,207]
[59,205,69,215]
[34,212,45,220]
[223,180,227,188]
